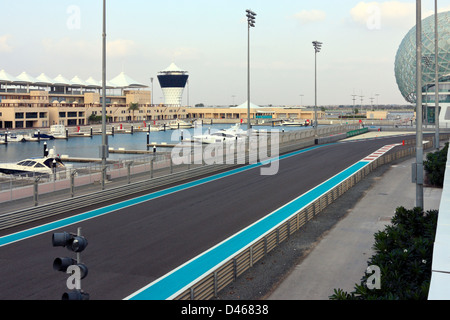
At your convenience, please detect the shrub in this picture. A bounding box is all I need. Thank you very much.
[424,142,449,187]
[329,206,438,300]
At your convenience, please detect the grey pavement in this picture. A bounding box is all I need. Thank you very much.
[267,154,442,300]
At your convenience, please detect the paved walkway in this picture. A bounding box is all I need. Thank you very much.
[267,150,442,300]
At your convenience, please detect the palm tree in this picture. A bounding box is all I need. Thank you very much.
[128,102,139,123]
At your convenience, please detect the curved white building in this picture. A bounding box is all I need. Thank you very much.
[157,63,189,106]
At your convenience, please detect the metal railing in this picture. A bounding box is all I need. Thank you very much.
[0,124,359,214]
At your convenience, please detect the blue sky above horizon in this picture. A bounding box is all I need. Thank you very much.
[1,0,450,106]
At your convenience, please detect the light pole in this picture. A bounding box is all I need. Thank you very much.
[415,0,423,209]
[101,0,108,190]
[299,94,304,107]
[434,0,440,150]
[246,9,256,131]
[423,56,432,127]
[150,77,153,106]
[312,40,322,138]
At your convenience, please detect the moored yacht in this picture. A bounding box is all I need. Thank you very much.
[169,119,194,129]
[0,147,65,176]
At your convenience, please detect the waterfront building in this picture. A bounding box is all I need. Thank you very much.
[185,101,319,122]
[0,71,188,129]
[394,11,450,125]
[0,67,319,129]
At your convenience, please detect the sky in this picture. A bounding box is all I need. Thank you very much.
[1,0,450,107]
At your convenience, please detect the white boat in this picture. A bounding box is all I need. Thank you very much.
[149,125,166,131]
[190,131,242,144]
[281,119,306,126]
[23,134,48,142]
[0,133,26,143]
[190,124,247,144]
[50,124,68,139]
[223,123,247,136]
[0,147,65,176]
[169,119,194,129]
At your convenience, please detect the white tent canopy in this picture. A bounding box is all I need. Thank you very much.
[70,75,87,87]
[0,69,20,84]
[16,71,38,84]
[231,101,262,109]
[53,74,73,86]
[0,69,148,91]
[35,73,54,86]
[85,76,101,88]
[109,72,147,88]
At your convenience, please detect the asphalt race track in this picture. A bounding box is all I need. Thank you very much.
[0,134,415,299]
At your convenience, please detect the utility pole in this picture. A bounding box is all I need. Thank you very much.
[434,0,440,150]
[415,0,424,209]
[100,0,108,190]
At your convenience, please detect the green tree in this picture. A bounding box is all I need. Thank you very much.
[128,102,140,122]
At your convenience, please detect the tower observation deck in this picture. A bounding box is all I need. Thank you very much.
[157,63,189,106]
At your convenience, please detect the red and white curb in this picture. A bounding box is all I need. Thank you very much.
[362,143,403,162]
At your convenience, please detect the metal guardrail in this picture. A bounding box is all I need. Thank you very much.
[0,162,240,230]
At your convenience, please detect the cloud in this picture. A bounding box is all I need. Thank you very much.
[350,1,416,30]
[107,39,136,58]
[156,46,203,62]
[0,34,13,53]
[293,9,326,25]
[41,37,97,56]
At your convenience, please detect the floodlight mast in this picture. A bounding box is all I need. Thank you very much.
[246,9,257,131]
[312,41,323,139]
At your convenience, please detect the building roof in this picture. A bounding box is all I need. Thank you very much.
[35,73,54,85]
[53,74,74,86]
[0,69,20,83]
[231,101,262,109]
[70,75,87,87]
[109,71,148,88]
[15,71,38,84]
[0,69,148,89]
[159,63,188,74]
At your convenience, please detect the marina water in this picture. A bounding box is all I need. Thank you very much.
[0,124,306,165]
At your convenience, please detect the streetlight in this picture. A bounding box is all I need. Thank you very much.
[422,55,433,127]
[246,9,256,131]
[434,0,440,150]
[312,40,322,139]
[100,0,108,190]
[415,0,423,209]
[150,77,153,106]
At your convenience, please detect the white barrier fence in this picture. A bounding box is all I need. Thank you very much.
[428,145,450,299]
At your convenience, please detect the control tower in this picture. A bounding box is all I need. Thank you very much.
[157,63,189,106]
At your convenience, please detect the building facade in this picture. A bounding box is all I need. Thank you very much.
[0,90,188,129]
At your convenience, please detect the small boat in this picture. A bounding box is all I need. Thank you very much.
[149,125,166,131]
[169,119,194,129]
[190,131,242,144]
[0,147,65,176]
[190,124,247,144]
[32,130,55,140]
[222,123,247,136]
[50,124,68,139]
[281,119,306,126]
[0,133,26,143]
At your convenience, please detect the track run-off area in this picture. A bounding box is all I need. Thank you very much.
[0,134,415,299]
